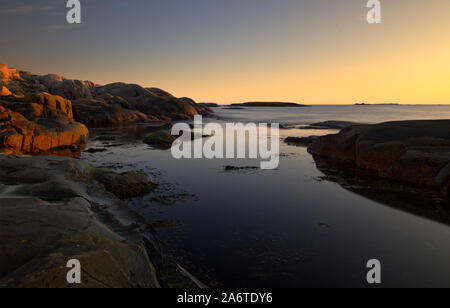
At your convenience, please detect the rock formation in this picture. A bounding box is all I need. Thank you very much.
[0,156,199,288]
[0,62,214,156]
[0,62,212,127]
[0,93,88,157]
[308,120,450,196]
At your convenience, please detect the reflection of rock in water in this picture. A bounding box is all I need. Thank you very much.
[313,159,450,226]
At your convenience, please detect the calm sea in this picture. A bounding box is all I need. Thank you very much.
[83,105,450,287]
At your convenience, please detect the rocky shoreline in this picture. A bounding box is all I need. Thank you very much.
[0,156,204,288]
[2,61,450,287]
[0,63,212,157]
[0,62,211,288]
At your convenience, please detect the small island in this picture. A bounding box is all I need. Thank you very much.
[355,103,400,106]
[230,102,308,107]
[198,103,220,107]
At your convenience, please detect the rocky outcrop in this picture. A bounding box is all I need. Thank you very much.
[94,83,213,122]
[308,120,450,196]
[0,92,88,157]
[39,74,94,100]
[0,62,213,127]
[71,98,154,127]
[0,64,21,82]
[0,62,214,155]
[0,156,200,288]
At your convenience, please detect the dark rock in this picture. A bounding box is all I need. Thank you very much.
[224,166,259,172]
[308,120,450,196]
[72,98,154,127]
[91,169,156,199]
[285,136,317,146]
[85,148,108,153]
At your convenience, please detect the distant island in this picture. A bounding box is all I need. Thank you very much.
[231,102,308,107]
[198,103,220,107]
[355,103,400,106]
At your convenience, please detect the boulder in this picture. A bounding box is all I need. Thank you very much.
[308,120,450,195]
[91,169,156,199]
[0,104,88,157]
[0,92,74,120]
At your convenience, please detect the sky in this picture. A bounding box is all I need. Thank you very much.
[0,0,449,105]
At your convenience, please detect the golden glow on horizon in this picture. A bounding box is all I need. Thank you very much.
[15,1,450,106]
[138,3,450,105]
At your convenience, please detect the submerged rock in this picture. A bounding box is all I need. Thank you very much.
[224,166,259,172]
[143,131,176,150]
[308,120,450,196]
[91,169,156,199]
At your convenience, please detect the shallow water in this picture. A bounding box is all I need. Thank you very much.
[82,105,450,288]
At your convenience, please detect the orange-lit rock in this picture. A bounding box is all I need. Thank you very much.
[0,62,214,129]
[0,63,11,81]
[0,86,11,96]
[0,96,88,157]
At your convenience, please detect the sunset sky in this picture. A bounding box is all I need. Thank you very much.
[1,0,449,105]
